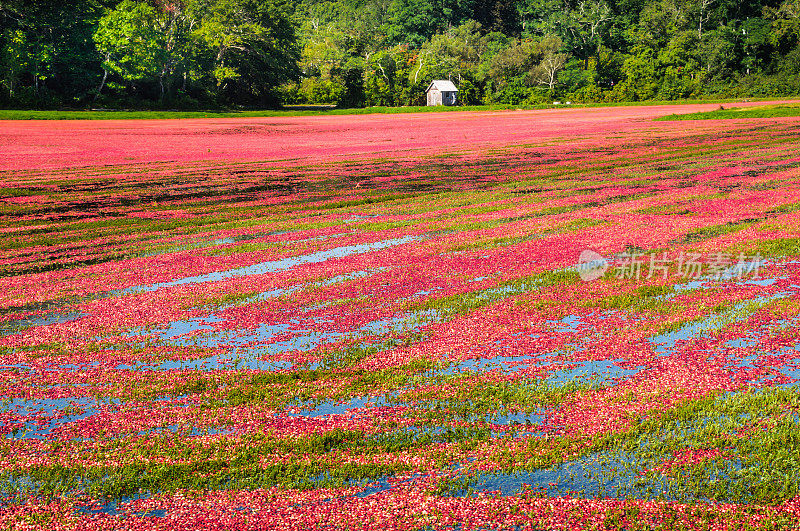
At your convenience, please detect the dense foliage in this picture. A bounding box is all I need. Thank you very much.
[3,0,800,108]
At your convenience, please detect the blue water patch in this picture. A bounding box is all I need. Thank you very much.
[285,394,397,418]
[546,359,643,385]
[673,280,706,292]
[429,354,540,376]
[1,397,120,440]
[732,353,760,369]
[144,315,225,342]
[490,410,545,426]
[650,323,712,355]
[717,260,770,282]
[410,286,444,298]
[454,451,671,499]
[74,492,154,517]
[724,337,760,349]
[3,236,419,339]
[778,363,800,383]
[649,293,790,355]
[434,356,642,387]
[1,395,238,442]
[119,235,422,295]
[131,320,300,348]
[358,309,441,336]
[138,424,232,437]
[744,278,779,287]
[0,311,86,337]
[542,314,584,334]
[353,476,400,498]
[123,306,440,372]
[147,354,293,372]
[303,471,424,500]
[669,261,781,296]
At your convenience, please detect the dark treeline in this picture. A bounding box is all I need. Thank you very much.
[2,0,800,109]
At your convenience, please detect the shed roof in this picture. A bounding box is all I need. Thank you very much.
[426,80,458,92]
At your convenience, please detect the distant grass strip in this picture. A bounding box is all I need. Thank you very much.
[0,104,558,121]
[0,98,787,120]
[658,104,800,121]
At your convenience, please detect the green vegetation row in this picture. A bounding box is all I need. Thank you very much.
[660,104,800,120]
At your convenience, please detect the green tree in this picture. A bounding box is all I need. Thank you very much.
[2,0,800,108]
[191,0,300,104]
[486,33,569,101]
[611,44,658,100]
[1,0,108,106]
[94,0,190,102]
[331,57,365,106]
[529,34,568,90]
[471,0,520,34]
[1,29,36,98]
[364,48,400,105]
[698,25,737,79]
[386,0,473,46]
[93,0,299,106]
[411,20,486,86]
[767,0,800,54]
[741,17,772,74]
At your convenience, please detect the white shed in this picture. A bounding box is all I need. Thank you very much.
[426,80,458,106]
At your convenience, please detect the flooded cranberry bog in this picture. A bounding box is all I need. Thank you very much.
[4,103,800,528]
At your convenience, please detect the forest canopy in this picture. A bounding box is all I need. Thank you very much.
[2,0,800,108]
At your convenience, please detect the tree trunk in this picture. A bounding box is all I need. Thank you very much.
[94,68,108,104]
[413,53,425,84]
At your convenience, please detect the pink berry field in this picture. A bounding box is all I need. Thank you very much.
[4,103,800,529]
